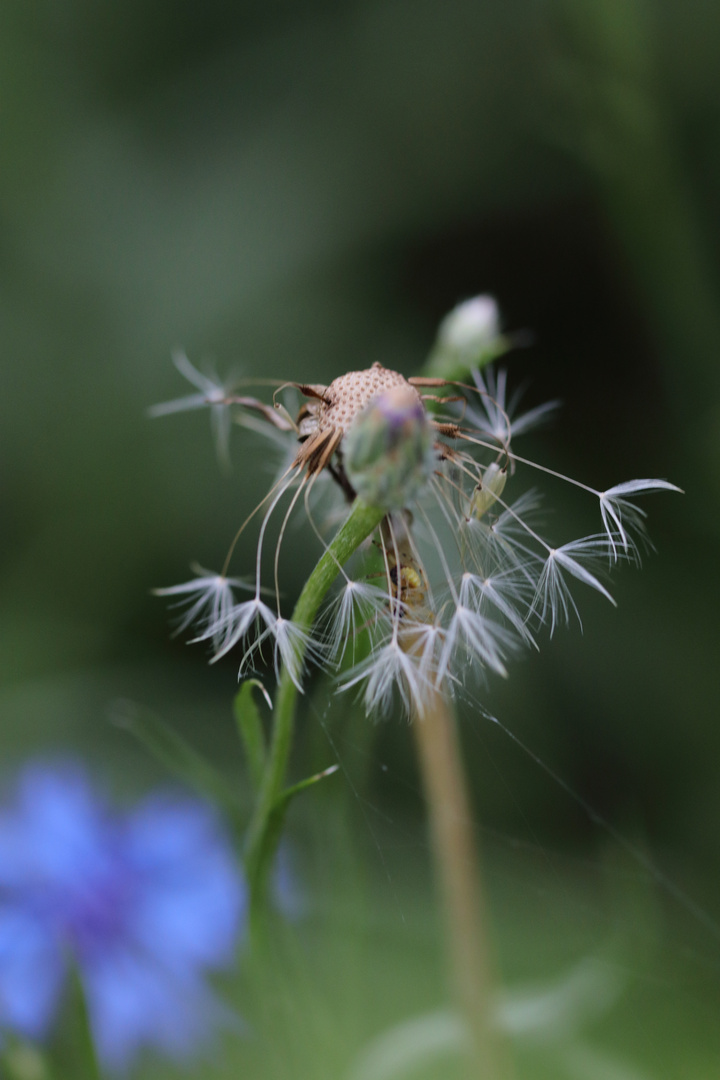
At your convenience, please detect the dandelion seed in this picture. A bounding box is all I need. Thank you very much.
[598,479,682,558]
[439,605,515,682]
[269,617,327,691]
[149,352,240,465]
[533,538,616,634]
[462,490,545,580]
[468,367,559,444]
[324,579,390,663]
[201,597,277,663]
[340,634,437,718]
[458,571,536,645]
[401,620,445,686]
[153,568,252,652]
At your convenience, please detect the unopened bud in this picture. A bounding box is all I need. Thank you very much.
[426,295,505,380]
[470,462,507,519]
[440,296,499,351]
[344,386,435,510]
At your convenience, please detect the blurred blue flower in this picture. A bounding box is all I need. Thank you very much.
[0,761,246,1072]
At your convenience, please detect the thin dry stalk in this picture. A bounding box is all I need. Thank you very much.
[412,687,512,1080]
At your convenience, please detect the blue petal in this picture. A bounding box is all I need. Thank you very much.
[83,948,225,1073]
[123,796,246,968]
[0,906,64,1038]
[0,763,114,891]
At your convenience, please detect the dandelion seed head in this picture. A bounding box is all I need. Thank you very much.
[153,307,680,716]
[314,364,414,436]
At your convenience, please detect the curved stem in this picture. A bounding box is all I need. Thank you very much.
[244,498,385,919]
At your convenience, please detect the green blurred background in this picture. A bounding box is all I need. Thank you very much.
[2,0,720,1076]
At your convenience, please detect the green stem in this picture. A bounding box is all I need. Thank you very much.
[244,497,385,920]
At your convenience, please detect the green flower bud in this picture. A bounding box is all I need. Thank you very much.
[344,386,435,510]
[425,295,507,381]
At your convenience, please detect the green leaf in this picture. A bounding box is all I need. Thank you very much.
[50,963,103,1080]
[247,764,339,922]
[277,763,339,809]
[110,698,240,821]
[233,679,271,789]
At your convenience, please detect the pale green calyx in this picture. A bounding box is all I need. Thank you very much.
[344,385,435,511]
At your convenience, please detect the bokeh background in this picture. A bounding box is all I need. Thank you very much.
[3,0,720,1076]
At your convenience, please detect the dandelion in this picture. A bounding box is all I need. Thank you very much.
[152,318,679,716]
[0,761,245,1072]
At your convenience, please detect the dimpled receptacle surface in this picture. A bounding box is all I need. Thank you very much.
[316,363,420,434]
